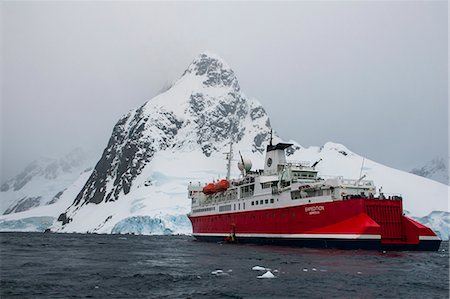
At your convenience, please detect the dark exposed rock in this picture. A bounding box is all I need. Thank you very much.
[338,150,348,156]
[250,106,267,120]
[4,196,42,215]
[57,212,71,225]
[253,133,268,153]
[184,53,240,92]
[47,190,66,205]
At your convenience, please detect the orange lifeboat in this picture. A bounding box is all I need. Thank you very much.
[214,179,230,192]
[202,183,216,194]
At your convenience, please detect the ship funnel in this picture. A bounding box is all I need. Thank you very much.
[264,142,292,175]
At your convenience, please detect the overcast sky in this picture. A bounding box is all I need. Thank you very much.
[1,1,448,182]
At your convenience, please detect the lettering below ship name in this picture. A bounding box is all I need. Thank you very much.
[305,205,325,215]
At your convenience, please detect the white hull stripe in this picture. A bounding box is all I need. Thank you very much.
[194,233,381,240]
[419,235,441,241]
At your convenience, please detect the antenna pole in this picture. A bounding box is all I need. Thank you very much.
[239,151,246,176]
[358,157,365,180]
[270,130,273,146]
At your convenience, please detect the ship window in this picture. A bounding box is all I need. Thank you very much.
[260,200,263,205]
[255,201,258,205]
[251,201,254,206]
[240,184,255,198]
[265,199,268,204]
[243,203,245,209]
[291,190,301,200]
[270,198,274,203]
[261,182,271,189]
[238,203,240,210]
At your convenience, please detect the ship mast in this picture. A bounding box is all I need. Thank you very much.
[225,142,233,180]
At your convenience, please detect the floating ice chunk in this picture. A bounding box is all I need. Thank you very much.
[252,266,266,271]
[312,268,317,271]
[211,269,228,276]
[227,269,233,272]
[273,269,279,273]
[357,271,362,274]
[257,271,276,279]
[302,268,308,272]
[320,269,328,272]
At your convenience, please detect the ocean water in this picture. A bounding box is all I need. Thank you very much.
[0,233,448,299]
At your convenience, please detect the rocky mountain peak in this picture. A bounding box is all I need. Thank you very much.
[182,52,240,92]
[70,53,272,207]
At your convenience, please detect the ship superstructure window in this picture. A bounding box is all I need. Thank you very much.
[219,204,232,212]
[260,200,263,205]
[240,184,255,198]
[270,198,274,203]
[281,181,291,188]
[193,206,216,213]
[265,199,268,204]
[291,190,301,200]
[261,182,271,189]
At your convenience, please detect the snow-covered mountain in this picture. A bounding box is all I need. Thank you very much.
[52,52,273,234]
[0,148,93,215]
[410,157,449,185]
[1,52,448,239]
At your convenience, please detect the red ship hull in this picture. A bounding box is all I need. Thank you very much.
[188,198,441,251]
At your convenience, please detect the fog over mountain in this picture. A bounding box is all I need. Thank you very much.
[1,1,448,184]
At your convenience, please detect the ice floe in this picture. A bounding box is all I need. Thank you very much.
[252,266,266,271]
[257,271,276,279]
[211,269,229,276]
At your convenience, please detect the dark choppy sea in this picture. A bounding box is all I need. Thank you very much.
[0,232,448,298]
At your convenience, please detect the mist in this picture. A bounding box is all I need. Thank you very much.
[1,1,448,183]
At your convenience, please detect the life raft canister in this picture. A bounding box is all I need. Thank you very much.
[202,183,216,194]
[202,180,230,194]
[214,179,230,192]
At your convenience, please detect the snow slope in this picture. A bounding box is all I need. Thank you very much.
[0,148,94,215]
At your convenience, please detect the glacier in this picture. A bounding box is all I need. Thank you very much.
[111,215,191,235]
[0,216,54,232]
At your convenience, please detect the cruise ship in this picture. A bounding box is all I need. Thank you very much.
[187,137,441,250]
